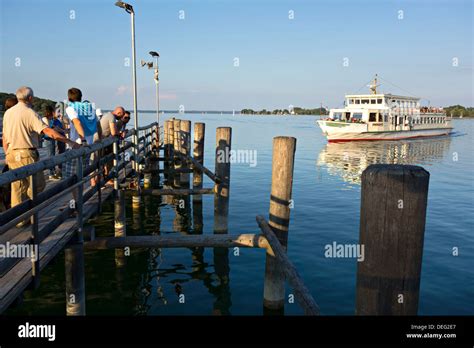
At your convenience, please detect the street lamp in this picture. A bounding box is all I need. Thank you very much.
[115,1,139,177]
[141,51,160,128]
[149,51,160,127]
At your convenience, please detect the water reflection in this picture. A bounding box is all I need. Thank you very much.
[317,136,452,185]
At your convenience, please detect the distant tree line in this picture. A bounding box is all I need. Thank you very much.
[444,105,474,117]
[241,107,328,115]
[0,92,56,116]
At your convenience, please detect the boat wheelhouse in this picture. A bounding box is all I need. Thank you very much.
[317,76,453,142]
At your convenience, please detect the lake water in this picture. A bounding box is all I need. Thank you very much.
[6,115,473,315]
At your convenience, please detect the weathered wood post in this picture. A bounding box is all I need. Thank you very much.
[173,119,182,187]
[65,155,86,316]
[180,120,191,187]
[355,164,429,315]
[214,127,232,233]
[29,172,40,289]
[65,243,86,315]
[164,120,170,173]
[213,127,232,292]
[113,140,126,237]
[263,136,296,313]
[193,123,205,203]
[168,119,175,164]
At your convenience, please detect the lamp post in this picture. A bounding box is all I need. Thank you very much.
[115,1,139,175]
[141,51,160,144]
[149,51,160,127]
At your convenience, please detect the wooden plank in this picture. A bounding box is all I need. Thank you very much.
[137,188,214,196]
[84,233,269,250]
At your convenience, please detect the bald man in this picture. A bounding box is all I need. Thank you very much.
[100,106,125,138]
[98,106,125,183]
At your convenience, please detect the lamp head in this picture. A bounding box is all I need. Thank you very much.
[149,51,160,58]
[115,1,134,13]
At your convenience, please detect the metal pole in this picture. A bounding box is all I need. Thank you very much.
[131,11,139,180]
[155,56,159,127]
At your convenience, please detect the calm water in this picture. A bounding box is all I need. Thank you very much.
[7,116,474,315]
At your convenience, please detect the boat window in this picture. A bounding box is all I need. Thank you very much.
[349,99,354,104]
[352,113,363,120]
[377,99,383,104]
[369,113,377,122]
[384,114,388,123]
[355,99,360,104]
[370,99,376,104]
[333,112,342,120]
[362,99,369,104]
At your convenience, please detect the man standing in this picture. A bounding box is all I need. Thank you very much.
[63,88,97,180]
[99,106,125,183]
[41,105,60,180]
[3,86,80,225]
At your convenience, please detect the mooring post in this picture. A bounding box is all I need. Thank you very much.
[173,119,182,187]
[113,139,126,237]
[168,119,175,164]
[193,122,205,203]
[29,173,40,289]
[214,127,232,234]
[65,155,86,316]
[180,120,191,187]
[164,120,170,163]
[65,243,86,315]
[355,164,429,315]
[263,136,297,313]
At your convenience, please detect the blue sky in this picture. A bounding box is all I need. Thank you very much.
[0,0,472,110]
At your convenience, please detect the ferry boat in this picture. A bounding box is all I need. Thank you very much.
[317,76,453,142]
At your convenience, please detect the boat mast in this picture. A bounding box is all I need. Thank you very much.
[370,74,378,95]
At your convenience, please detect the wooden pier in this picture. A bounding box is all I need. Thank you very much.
[0,118,430,316]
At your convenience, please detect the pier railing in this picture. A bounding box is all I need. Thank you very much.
[0,122,158,313]
[0,117,430,317]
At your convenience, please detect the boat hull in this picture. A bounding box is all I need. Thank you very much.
[317,120,452,142]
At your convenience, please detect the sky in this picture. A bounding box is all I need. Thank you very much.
[0,0,472,110]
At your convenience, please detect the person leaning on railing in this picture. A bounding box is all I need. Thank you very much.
[2,86,81,227]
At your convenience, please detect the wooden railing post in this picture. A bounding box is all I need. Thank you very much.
[355,164,429,315]
[180,120,191,187]
[214,127,232,234]
[263,136,296,313]
[29,172,40,289]
[65,155,86,316]
[193,123,205,203]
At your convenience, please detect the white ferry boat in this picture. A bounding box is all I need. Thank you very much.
[317,76,453,142]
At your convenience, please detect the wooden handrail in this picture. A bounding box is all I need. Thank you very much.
[0,123,156,186]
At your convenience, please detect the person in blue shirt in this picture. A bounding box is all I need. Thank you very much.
[42,105,60,180]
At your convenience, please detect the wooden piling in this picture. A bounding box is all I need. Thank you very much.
[114,190,126,237]
[173,119,181,187]
[65,243,86,315]
[143,172,152,189]
[214,127,232,234]
[193,123,205,203]
[263,136,296,312]
[355,164,429,315]
[164,120,170,164]
[180,120,191,187]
